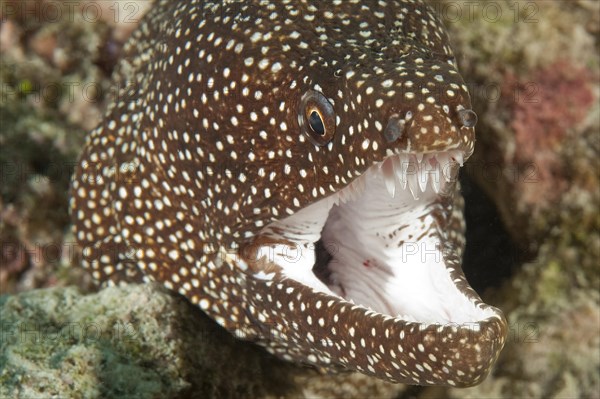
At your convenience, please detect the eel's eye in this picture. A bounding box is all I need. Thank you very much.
[298,90,336,146]
[308,110,325,135]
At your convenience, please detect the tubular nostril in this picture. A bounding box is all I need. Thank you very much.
[384,114,406,143]
[458,108,478,128]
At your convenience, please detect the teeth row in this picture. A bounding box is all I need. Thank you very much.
[330,174,366,207]
[329,151,464,207]
[380,151,463,200]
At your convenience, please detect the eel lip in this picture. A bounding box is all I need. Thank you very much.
[449,312,508,387]
[242,271,508,386]
[384,310,509,387]
[433,313,508,387]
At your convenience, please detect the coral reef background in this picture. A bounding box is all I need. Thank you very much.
[1,1,598,398]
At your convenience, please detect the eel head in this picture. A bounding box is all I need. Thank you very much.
[71,0,507,387]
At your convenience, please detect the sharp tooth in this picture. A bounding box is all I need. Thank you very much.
[339,189,348,204]
[432,161,441,193]
[385,172,396,197]
[346,189,355,203]
[407,156,419,191]
[355,180,363,195]
[406,156,420,199]
[437,153,452,183]
[451,151,464,167]
[349,182,357,198]
[381,158,396,197]
[418,162,428,192]
[354,179,363,195]
[358,174,366,193]
[399,156,409,189]
[346,186,356,202]
[382,157,394,176]
[389,157,397,177]
[392,155,403,186]
[407,163,420,200]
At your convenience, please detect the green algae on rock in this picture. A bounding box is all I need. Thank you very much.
[0,284,303,398]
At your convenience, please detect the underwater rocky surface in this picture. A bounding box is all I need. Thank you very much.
[1,0,598,398]
[0,284,401,398]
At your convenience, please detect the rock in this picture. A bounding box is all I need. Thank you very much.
[2,0,599,397]
[0,284,298,398]
[0,284,402,398]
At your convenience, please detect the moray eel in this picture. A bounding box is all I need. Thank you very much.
[71,0,507,387]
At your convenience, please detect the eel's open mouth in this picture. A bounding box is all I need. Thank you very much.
[252,150,496,326]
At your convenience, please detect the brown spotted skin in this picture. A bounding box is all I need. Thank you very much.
[70,0,507,386]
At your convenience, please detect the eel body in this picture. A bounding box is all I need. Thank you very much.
[71,0,507,386]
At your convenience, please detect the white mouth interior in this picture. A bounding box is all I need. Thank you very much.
[255,151,496,325]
